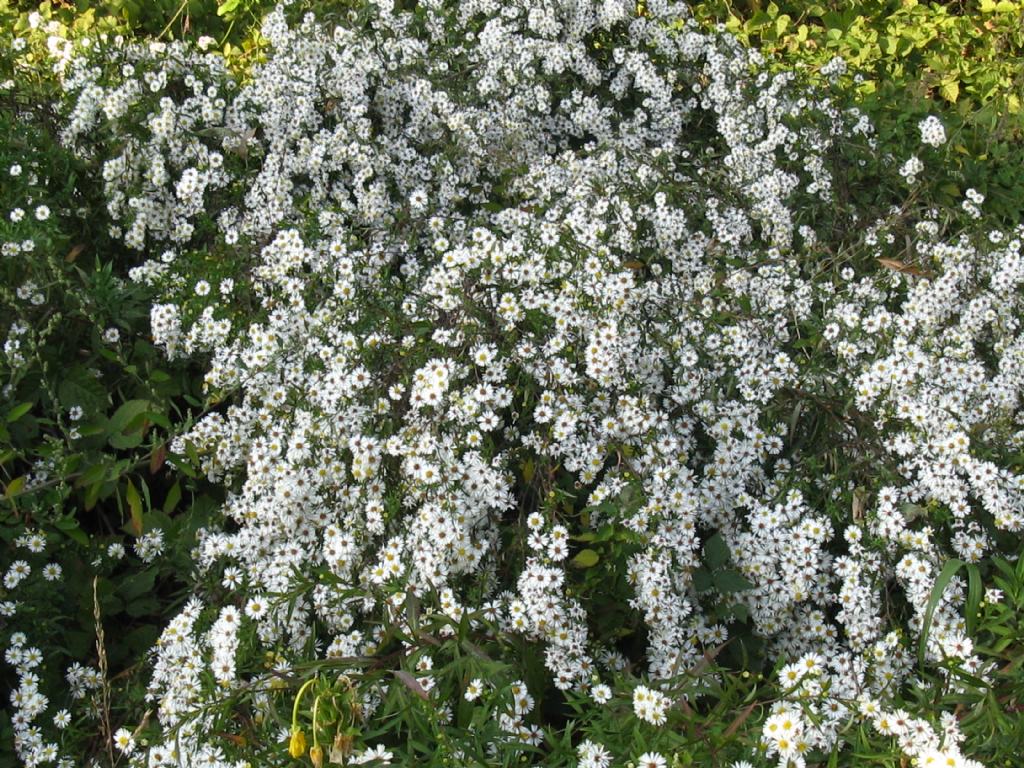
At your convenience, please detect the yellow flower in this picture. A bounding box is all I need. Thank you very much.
[288,728,307,759]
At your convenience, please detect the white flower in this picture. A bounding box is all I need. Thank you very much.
[350,744,393,764]
[409,188,428,211]
[244,596,268,619]
[464,678,484,701]
[636,752,667,768]
[113,728,136,754]
[591,683,612,704]
[34,205,50,221]
[42,563,62,581]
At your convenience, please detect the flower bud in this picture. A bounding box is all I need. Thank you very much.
[288,728,306,758]
[309,744,324,768]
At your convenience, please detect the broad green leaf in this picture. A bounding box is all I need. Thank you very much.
[119,567,157,601]
[75,462,107,488]
[571,549,599,568]
[125,596,160,618]
[107,399,152,450]
[704,533,730,570]
[5,402,33,423]
[714,570,755,593]
[692,567,713,593]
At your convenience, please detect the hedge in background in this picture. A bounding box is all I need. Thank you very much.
[690,0,1024,224]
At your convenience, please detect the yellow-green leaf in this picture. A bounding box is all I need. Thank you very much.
[940,79,960,103]
[572,549,599,568]
[5,475,26,499]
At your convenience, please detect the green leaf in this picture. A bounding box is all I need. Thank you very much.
[704,533,730,570]
[919,558,964,668]
[119,567,157,601]
[713,570,755,593]
[54,515,89,546]
[965,562,982,636]
[125,596,160,617]
[184,439,201,468]
[144,410,172,430]
[571,549,599,568]
[58,366,107,411]
[84,478,103,511]
[163,480,182,514]
[107,399,152,450]
[75,462,107,488]
[692,567,713,593]
[126,479,144,536]
[730,603,751,622]
[5,402,33,423]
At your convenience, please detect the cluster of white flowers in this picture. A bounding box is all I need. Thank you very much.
[899,155,924,184]
[918,115,947,148]
[49,0,1024,765]
[632,685,671,726]
[763,651,986,768]
[6,627,101,768]
[133,528,165,562]
[0,520,165,766]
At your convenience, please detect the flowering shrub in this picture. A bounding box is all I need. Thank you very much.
[9,0,1024,765]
